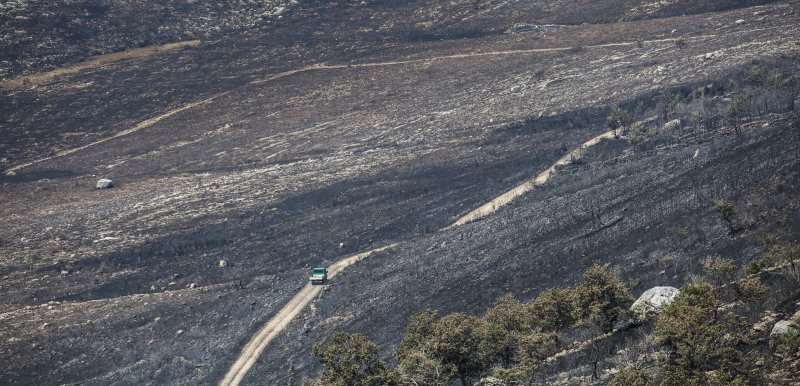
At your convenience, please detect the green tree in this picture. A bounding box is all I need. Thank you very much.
[606,105,632,136]
[608,368,649,386]
[734,276,766,303]
[396,310,488,385]
[479,295,529,367]
[429,313,487,385]
[702,256,736,287]
[726,95,747,135]
[493,333,558,385]
[312,332,399,386]
[525,287,577,332]
[745,65,765,88]
[572,263,634,331]
[397,348,455,386]
[655,283,752,385]
[396,309,453,384]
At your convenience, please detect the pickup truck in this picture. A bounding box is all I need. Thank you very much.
[309,267,328,285]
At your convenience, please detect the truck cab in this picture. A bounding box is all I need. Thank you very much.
[309,267,328,285]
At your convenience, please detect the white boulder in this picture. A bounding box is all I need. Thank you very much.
[770,320,799,338]
[664,119,681,131]
[630,286,680,321]
[96,179,113,189]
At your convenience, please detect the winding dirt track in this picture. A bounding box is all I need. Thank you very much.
[218,129,617,386]
[219,244,397,386]
[1,27,771,384]
[5,29,744,176]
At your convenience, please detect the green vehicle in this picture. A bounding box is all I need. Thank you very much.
[309,267,328,285]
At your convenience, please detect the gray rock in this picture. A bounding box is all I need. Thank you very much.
[630,286,680,321]
[475,377,507,386]
[664,119,681,131]
[612,314,634,332]
[96,178,113,189]
[770,320,799,338]
[219,260,227,268]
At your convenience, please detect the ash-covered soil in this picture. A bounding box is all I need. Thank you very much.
[0,0,798,384]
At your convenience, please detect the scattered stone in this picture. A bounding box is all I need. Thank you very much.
[630,286,680,321]
[41,323,49,329]
[770,320,799,338]
[664,119,681,131]
[176,329,184,336]
[338,242,345,249]
[95,179,113,189]
[753,312,778,333]
[735,19,746,24]
[475,376,505,386]
[60,270,70,276]
[172,273,181,280]
[187,283,197,289]
[218,260,227,268]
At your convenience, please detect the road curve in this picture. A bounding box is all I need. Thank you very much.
[219,128,619,385]
[219,243,398,386]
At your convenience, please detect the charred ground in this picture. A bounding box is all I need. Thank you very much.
[0,0,799,384]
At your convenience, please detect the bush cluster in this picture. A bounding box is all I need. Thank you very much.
[311,263,633,385]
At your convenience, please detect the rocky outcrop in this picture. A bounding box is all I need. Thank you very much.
[770,320,799,339]
[475,376,507,386]
[630,286,680,321]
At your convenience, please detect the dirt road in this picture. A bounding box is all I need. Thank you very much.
[218,244,397,386]
[218,128,619,385]
[4,28,747,176]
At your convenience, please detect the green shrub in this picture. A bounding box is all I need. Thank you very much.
[525,287,577,332]
[609,368,649,386]
[396,310,487,386]
[312,332,399,386]
[655,283,753,385]
[572,262,634,331]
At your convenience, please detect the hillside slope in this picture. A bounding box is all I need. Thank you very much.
[0,0,798,384]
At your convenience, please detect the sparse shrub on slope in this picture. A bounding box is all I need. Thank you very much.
[712,198,740,234]
[606,105,632,137]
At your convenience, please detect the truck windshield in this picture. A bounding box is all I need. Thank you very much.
[312,268,326,275]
